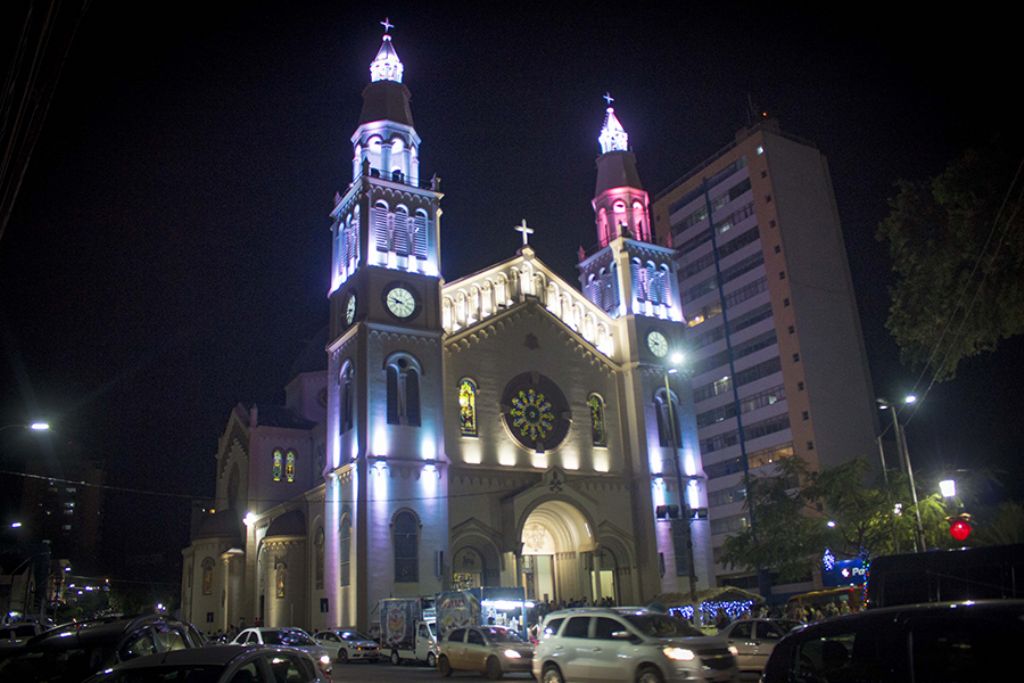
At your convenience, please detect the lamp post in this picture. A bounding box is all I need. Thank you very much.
[877,396,925,552]
[663,351,698,607]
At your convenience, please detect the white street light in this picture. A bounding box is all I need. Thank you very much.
[29,422,50,431]
[939,479,957,498]
[243,512,257,526]
[826,520,837,528]
[904,395,917,405]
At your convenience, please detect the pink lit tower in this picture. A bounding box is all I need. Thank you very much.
[578,97,714,596]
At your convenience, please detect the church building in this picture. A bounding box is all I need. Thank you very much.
[181,25,713,633]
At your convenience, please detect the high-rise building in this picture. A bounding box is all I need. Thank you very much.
[652,120,877,591]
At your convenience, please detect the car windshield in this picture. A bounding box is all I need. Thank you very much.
[264,630,315,646]
[481,627,523,643]
[622,614,705,638]
[340,632,372,641]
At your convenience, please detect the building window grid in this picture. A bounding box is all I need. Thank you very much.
[693,357,782,404]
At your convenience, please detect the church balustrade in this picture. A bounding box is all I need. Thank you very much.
[442,262,615,357]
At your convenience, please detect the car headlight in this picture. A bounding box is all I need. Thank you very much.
[503,649,522,659]
[320,655,331,665]
[662,646,696,661]
[728,645,739,656]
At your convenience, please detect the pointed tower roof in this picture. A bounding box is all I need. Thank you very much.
[359,20,414,126]
[598,106,629,154]
[370,33,404,83]
[594,98,643,195]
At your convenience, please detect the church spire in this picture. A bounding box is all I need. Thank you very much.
[369,17,404,83]
[598,93,629,154]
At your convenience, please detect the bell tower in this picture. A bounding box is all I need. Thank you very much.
[324,20,448,631]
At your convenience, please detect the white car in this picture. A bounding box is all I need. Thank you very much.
[313,628,380,663]
[230,627,332,676]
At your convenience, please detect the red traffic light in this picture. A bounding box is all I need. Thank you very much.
[947,513,972,543]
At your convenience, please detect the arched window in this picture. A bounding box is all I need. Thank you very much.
[588,393,608,447]
[314,527,324,590]
[201,557,215,595]
[458,378,478,437]
[339,511,351,587]
[272,449,283,482]
[285,450,296,483]
[340,361,354,434]
[393,510,419,583]
[275,561,287,599]
[385,353,421,427]
[413,209,429,259]
[655,388,683,447]
[372,200,389,253]
[393,205,410,255]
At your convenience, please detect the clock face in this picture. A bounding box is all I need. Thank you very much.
[385,285,417,319]
[647,330,669,358]
[345,294,357,325]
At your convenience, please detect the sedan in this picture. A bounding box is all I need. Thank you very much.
[231,627,332,676]
[438,625,533,679]
[313,628,380,663]
[719,619,801,674]
[83,644,330,682]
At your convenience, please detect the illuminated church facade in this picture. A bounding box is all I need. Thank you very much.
[181,26,714,632]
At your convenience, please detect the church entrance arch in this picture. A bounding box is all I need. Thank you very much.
[519,500,608,605]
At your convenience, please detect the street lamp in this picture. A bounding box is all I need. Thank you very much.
[663,351,698,606]
[939,479,956,499]
[0,421,51,434]
[877,396,925,552]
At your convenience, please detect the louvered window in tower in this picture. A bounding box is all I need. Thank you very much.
[413,211,428,259]
[393,207,409,256]
[647,263,659,304]
[372,203,389,253]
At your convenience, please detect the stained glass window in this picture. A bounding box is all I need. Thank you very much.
[201,557,215,595]
[458,378,478,437]
[340,361,354,434]
[588,393,607,447]
[340,512,351,587]
[272,449,283,482]
[656,389,683,447]
[285,450,296,483]
[500,372,570,452]
[275,562,287,599]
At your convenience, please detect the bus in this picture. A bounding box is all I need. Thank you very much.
[866,543,1024,608]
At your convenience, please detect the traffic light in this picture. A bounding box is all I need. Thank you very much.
[947,513,972,543]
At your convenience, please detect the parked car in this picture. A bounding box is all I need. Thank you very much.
[313,627,380,663]
[230,627,331,676]
[533,607,738,683]
[0,614,204,682]
[762,599,1024,682]
[718,618,801,674]
[438,625,533,679]
[82,643,330,682]
[0,621,49,650]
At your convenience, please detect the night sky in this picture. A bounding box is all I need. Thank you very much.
[1,2,1020,582]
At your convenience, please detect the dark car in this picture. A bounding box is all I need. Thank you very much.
[762,599,1024,683]
[0,614,204,683]
[82,644,330,683]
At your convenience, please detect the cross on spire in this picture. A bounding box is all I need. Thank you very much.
[603,92,614,107]
[380,17,394,34]
[515,219,534,246]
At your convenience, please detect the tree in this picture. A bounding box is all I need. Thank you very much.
[718,458,824,583]
[876,143,1024,380]
[971,502,1024,546]
[719,458,954,582]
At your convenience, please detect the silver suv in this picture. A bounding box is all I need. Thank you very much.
[532,607,738,683]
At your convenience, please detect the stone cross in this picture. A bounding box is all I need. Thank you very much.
[515,219,534,246]
[603,92,614,106]
[380,17,394,34]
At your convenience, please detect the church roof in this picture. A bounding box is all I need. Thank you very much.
[265,509,306,538]
[195,509,243,542]
[252,404,317,430]
[599,106,629,154]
